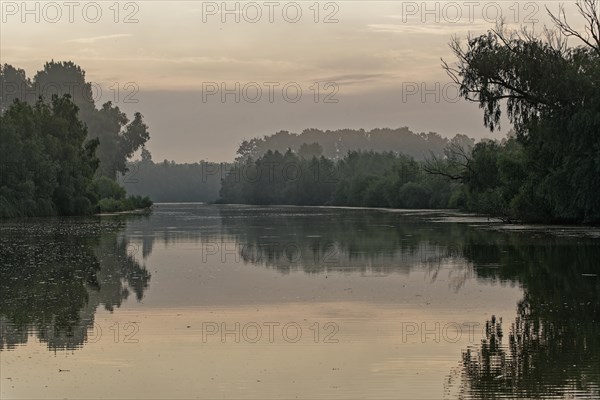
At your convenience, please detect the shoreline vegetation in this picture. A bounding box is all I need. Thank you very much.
[1,1,598,224]
[0,61,152,218]
[97,205,154,216]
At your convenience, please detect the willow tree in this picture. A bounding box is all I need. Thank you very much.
[443,0,600,223]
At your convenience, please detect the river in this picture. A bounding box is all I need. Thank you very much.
[1,204,599,399]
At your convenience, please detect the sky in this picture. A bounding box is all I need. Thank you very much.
[0,1,587,162]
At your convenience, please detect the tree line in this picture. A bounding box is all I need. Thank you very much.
[120,133,475,205]
[235,127,470,162]
[218,145,464,209]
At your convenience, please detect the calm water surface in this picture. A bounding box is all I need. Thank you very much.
[1,204,599,399]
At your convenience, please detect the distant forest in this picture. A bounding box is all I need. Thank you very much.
[122,152,222,203]
[219,144,466,209]
[121,132,474,204]
[235,128,471,161]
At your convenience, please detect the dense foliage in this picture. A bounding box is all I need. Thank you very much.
[0,97,99,217]
[0,97,151,217]
[440,0,600,223]
[1,61,150,179]
[0,61,152,217]
[219,147,462,208]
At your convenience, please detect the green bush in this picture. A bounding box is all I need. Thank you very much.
[128,195,153,209]
[96,198,123,213]
[90,176,126,200]
[96,195,152,213]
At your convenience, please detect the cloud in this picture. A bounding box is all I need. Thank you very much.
[67,34,132,44]
[366,22,492,36]
[313,73,392,86]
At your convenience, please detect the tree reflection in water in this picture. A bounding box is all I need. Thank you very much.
[0,217,151,351]
[447,235,600,399]
[2,205,598,398]
[209,208,600,397]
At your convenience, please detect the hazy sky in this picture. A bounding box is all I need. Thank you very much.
[0,1,586,162]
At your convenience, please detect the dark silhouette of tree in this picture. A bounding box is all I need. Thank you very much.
[0,218,151,351]
[0,62,152,217]
[1,61,151,180]
[0,96,99,217]
[448,232,600,398]
[441,0,600,223]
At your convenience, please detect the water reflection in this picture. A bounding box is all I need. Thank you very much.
[127,205,480,283]
[1,205,599,399]
[0,218,151,350]
[447,234,600,399]
[124,205,600,397]
[218,207,465,276]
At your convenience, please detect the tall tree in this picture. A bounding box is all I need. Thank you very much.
[0,96,99,217]
[441,0,600,223]
[1,61,151,180]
